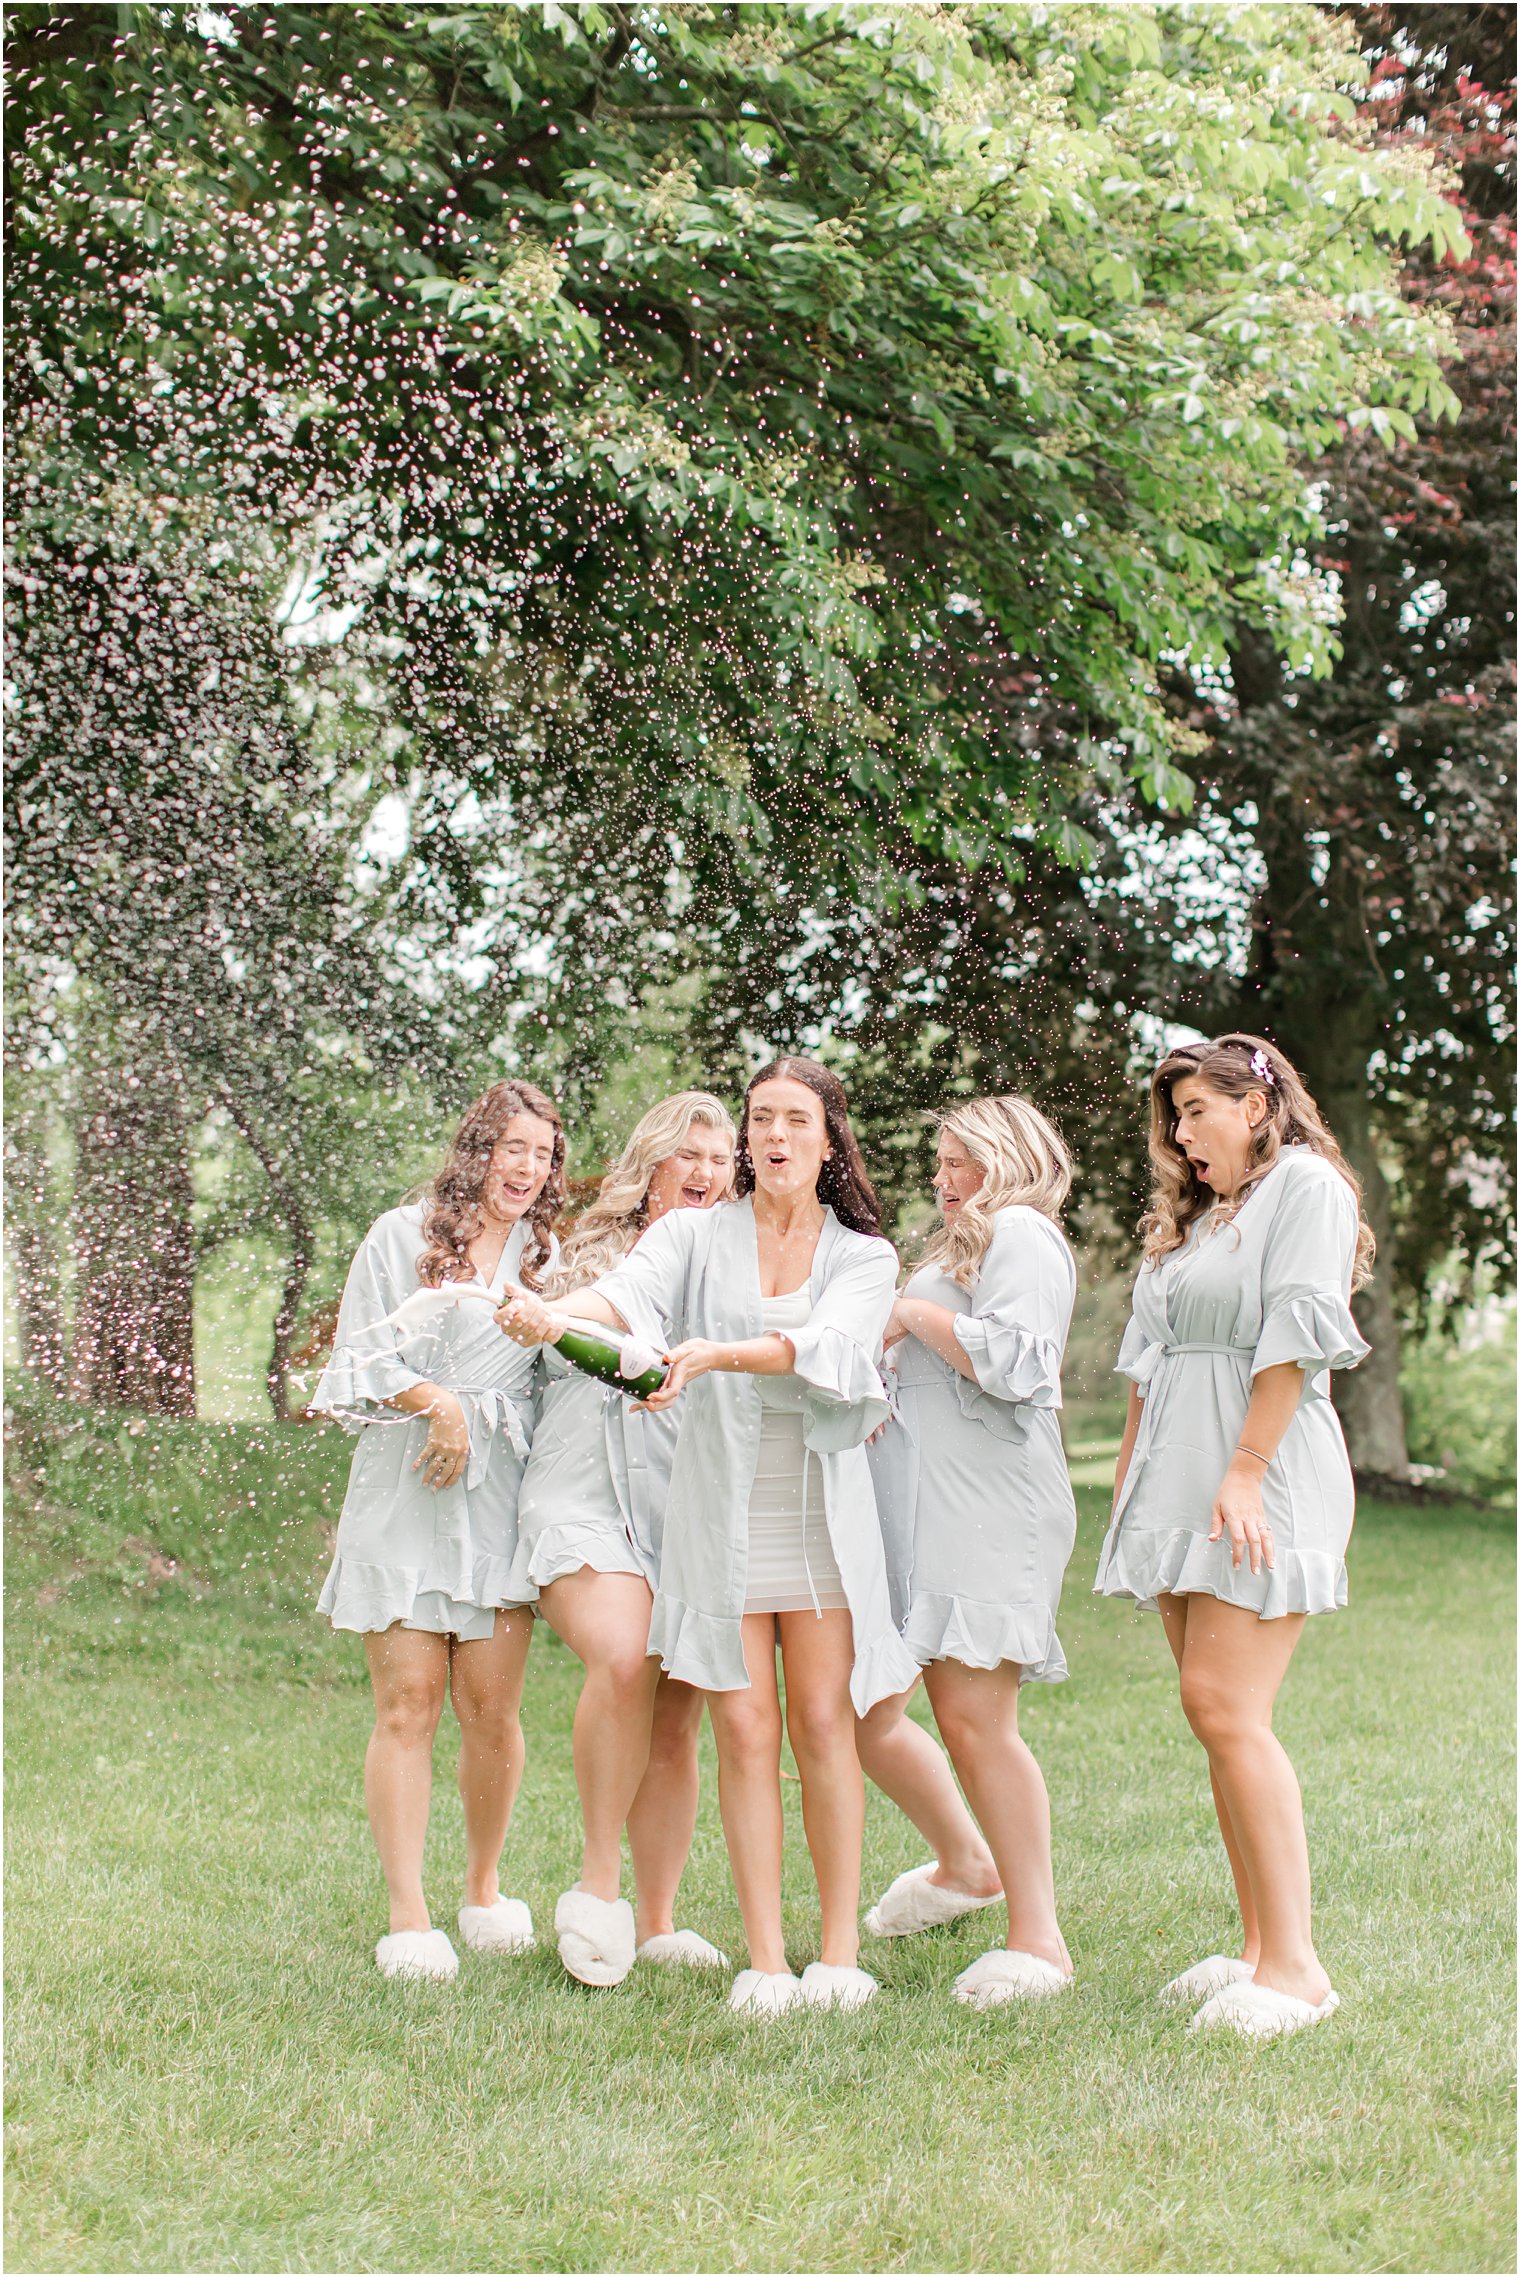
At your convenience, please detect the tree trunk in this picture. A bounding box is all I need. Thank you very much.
[1290,1013,1411,1481]
[11,1214,68,1395]
[217,1086,311,1423]
[70,1058,198,1417]
[2,1087,68,1394]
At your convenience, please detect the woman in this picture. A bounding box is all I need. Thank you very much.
[1094,1033,1371,2038]
[312,1078,565,1981]
[507,1092,737,1988]
[500,1058,919,2015]
[858,1096,1078,2008]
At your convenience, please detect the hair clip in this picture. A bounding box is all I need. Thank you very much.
[1250,1048,1275,1087]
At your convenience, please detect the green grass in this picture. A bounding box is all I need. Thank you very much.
[4,1408,1514,2274]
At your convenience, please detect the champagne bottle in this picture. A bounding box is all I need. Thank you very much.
[553,1315,669,1402]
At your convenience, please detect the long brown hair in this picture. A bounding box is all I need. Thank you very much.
[417,1079,566,1291]
[735,1056,881,1237]
[1142,1032,1374,1289]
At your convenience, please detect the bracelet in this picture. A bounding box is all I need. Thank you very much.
[1234,1442,1272,1466]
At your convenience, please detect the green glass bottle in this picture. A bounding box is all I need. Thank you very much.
[553,1315,669,1402]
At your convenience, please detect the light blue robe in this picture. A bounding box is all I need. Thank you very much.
[312,1206,549,1638]
[591,1198,921,1713]
[510,1341,677,1595]
[871,1205,1078,1683]
[1094,1147,1369,1619]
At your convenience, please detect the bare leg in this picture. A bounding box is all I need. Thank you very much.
[1158,1595,1261,1964]
[705,1616,787,1973]
[448,1610,535,1909]
[540,1569,661,1902]
[628,1676,704,1943]
[778,1610,866,1969]
[923,1659,1070,1974]
[855,1686,1002,1898]
[363,1627,449,1934]
[1167,1594,1329,2004]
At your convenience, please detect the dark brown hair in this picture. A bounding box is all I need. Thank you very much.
[417,1079,566,1291]
[736,1056,881,1237]
[1144,1032,1374,1289]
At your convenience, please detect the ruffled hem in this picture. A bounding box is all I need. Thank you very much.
[1093,1525,1346,1620]
[318,1553,536,1634]
[647,1593,740,1691]
[647,1591,917,1711]
[1252,1290,1370,1379]
[902,1593,1067,1684]
[509,1521,650,1595]
[847,1625,921,1715]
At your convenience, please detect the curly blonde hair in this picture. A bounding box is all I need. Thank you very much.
[1142,1032,1374,1289]
[545,1090,736,1298]
[918,1095,1073,1290]
[417,1079,566,1292]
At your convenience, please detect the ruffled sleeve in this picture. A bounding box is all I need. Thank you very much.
[308,1211,429,1428]
[790,1228,896,1453]
[1115,1312,1166,1392]
[1251,1157,1370,1390]
[950,1209,1075,1439]
[590,1211,692,1353]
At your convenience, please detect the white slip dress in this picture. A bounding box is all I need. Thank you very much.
[744,1288,849,1616]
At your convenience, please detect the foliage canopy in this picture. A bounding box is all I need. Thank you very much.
[9,0,1465,905]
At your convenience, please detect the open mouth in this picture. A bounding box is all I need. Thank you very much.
[1187,1155,1212,1183]
[680,1182,709,1206]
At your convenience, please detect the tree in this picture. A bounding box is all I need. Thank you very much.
[8,2,1463,871]
[1089,3,1515,1476]
[3,500,446,1415]
[4,3,1472,1413]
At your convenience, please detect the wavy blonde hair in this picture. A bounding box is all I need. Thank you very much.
[1142,1032,1375,1289]
[918,1094,1073,1289]
[545,1090,736,1297]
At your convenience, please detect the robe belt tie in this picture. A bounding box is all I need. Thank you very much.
[1126,1337,1251,1387]
[459,1387,533,1487]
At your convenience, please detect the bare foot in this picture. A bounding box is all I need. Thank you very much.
[927,1857,1002,1901]
[1253,1957,1333,2005]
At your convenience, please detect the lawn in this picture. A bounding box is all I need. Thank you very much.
[4,1408,1514,2275]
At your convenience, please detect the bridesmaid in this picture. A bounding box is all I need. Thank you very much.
[312,1079,565,1980]
[858,1096,1079,2008]
[507,1091,737,1988]
[1094,1033,1371,2038]
[500,1057,919,2014]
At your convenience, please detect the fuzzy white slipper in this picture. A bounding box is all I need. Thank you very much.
[458,1896,535,1956]
[728,1968,803,2016]
[1160,1954,1254,2005]
[636,1929,731,1971]
[375,1928,458,1982]
[952,1948,1072,2009]
[799,1961,878,2011]
[555,1888,636,1987]
[1190,1979,1340,2038]
[864,1862,1003,1939]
